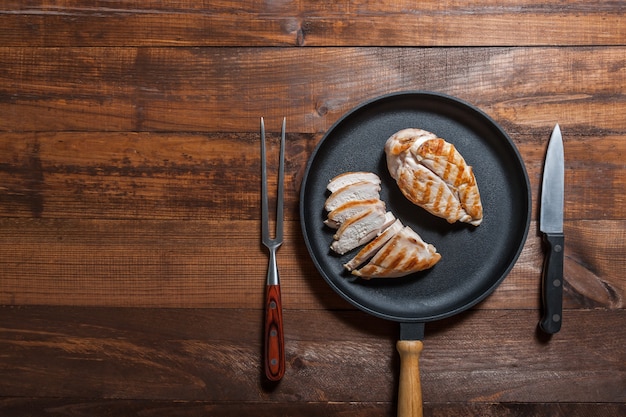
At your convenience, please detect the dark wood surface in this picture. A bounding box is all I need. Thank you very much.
[1,1,624,416]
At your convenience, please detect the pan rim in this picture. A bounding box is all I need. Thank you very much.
[300,90,531,323]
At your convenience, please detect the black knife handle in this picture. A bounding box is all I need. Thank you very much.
[539,233,564,334]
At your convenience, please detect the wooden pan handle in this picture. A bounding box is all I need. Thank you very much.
[396,340,424,417]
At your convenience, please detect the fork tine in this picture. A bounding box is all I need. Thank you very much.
[260,117,284,245]
[275,117,285,242]
[260,117,269,244]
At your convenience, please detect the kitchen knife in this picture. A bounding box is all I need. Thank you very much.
[539,124,565,334]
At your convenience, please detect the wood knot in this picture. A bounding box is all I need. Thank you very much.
[296,27,306,46]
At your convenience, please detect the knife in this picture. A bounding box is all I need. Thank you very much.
[539,124,565,334]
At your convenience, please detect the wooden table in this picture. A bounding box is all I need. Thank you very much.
[1,2,624,416]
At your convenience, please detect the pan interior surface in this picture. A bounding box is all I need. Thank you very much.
[300,92,531,322]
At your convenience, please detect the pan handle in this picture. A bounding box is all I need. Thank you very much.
[397,339,424,417]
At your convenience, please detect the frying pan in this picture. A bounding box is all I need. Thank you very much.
[300,91,531,416]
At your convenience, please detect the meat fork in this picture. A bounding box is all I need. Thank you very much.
[260,117,285,381]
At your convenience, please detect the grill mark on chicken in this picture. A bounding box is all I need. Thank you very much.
[432,182,444,214]
[423,180,432,202]
[442,154,453,186]
[387,248,405,270]
[454,165,465,187]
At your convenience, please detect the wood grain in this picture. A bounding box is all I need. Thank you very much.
[0,128,623,309]
[1,132,624,221]
[0,307,624,403]
[1,399,622,417]
[0,218,623,309]
[0,1,623,47]
[0,1,624,414]
[0,47,624,133]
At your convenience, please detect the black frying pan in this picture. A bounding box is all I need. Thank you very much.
[300,91,531,416]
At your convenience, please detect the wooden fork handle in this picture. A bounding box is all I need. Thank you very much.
[264,284,285,381]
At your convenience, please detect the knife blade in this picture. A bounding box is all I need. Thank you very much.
[539,124,565,334]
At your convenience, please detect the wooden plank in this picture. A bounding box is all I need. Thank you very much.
[0,1,624,47]
[0,218,330,308]
[0,399,624,417]
[427,403,626,417]
[0,47,624,133]
[0,218,623,309]
[1,132,624,221]
[0,307,623,403]
[0,132,270,220]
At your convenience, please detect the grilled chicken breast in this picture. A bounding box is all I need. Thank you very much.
[351,225,441,278]
[385,128,483,226]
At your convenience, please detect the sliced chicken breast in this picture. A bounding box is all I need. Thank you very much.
[327,171,381,193]
[324,198,386,229]
[344,219,404,272]
[330,210,395,255]
[324,180,381,212]
[352,226,441,278]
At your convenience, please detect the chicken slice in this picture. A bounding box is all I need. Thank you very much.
[324,180,381,212]
[385,128,483,226]
[344,219,404,272]
[352,226,441,279]
[327,172,381,193]
[324,198,386,229]
[330,210,395,255]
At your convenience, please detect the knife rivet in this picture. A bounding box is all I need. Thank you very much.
[270,301,277,309]
[270,329,277,337]
[552,314,561,322]
[554,244,562,252]
[553,279,561,287]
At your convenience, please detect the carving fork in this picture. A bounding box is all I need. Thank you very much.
[261,117,285,381]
